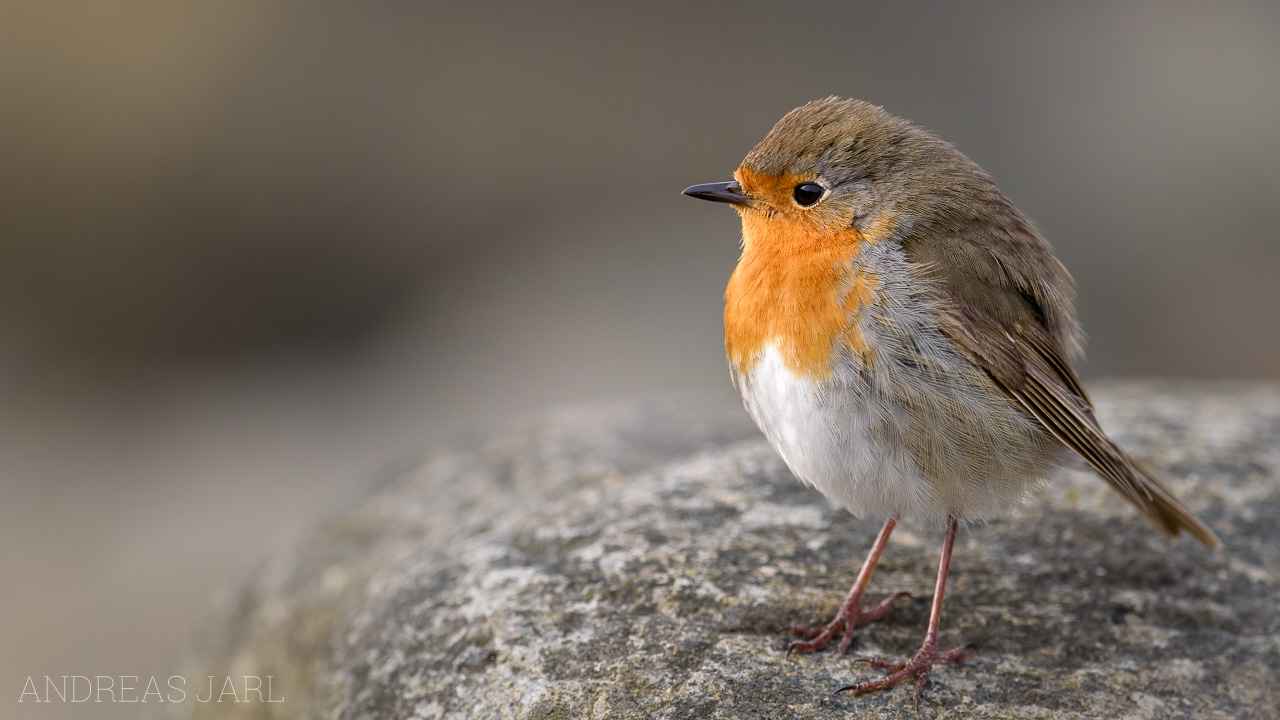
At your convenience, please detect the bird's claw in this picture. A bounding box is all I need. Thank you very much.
[836,640,975,704]
[784,591,910,655]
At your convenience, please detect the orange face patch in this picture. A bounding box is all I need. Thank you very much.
[723,171,888,379]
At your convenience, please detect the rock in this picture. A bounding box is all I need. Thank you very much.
[175,383,1280,719]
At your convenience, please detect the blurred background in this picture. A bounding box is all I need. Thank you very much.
[2,1,1278,717]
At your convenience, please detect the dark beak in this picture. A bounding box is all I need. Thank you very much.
[682,181,754,208]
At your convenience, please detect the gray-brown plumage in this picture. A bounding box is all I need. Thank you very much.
[736,96,1219,546]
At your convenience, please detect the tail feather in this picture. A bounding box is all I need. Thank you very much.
[1118,449,1222,548]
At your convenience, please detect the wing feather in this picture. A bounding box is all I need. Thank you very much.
[905,222,1220,548]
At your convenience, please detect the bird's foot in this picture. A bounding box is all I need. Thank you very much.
[785,592,911,655]
[838,639,975,705]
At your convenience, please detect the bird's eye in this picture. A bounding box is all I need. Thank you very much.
[793,183,824,207]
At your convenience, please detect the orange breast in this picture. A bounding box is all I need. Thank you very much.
[724,212,879,379]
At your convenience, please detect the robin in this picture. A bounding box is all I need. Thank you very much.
[682,97,1220,702]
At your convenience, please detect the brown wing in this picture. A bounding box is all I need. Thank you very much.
[903,220,1222,548]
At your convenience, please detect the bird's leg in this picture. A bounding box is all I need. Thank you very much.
[786,515,909,655]
[838,516,974,705]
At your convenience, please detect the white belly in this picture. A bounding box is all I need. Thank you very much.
[734,330,1064,529]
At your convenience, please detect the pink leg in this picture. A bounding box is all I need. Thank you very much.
[786,516,910,655]
[838,517,975,705]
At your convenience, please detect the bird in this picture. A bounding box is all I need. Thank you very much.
[682,97,1220,703]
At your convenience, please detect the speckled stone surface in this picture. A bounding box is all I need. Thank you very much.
[174,383,1280,719]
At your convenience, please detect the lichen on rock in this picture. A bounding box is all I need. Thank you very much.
[174,384,1280,719]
